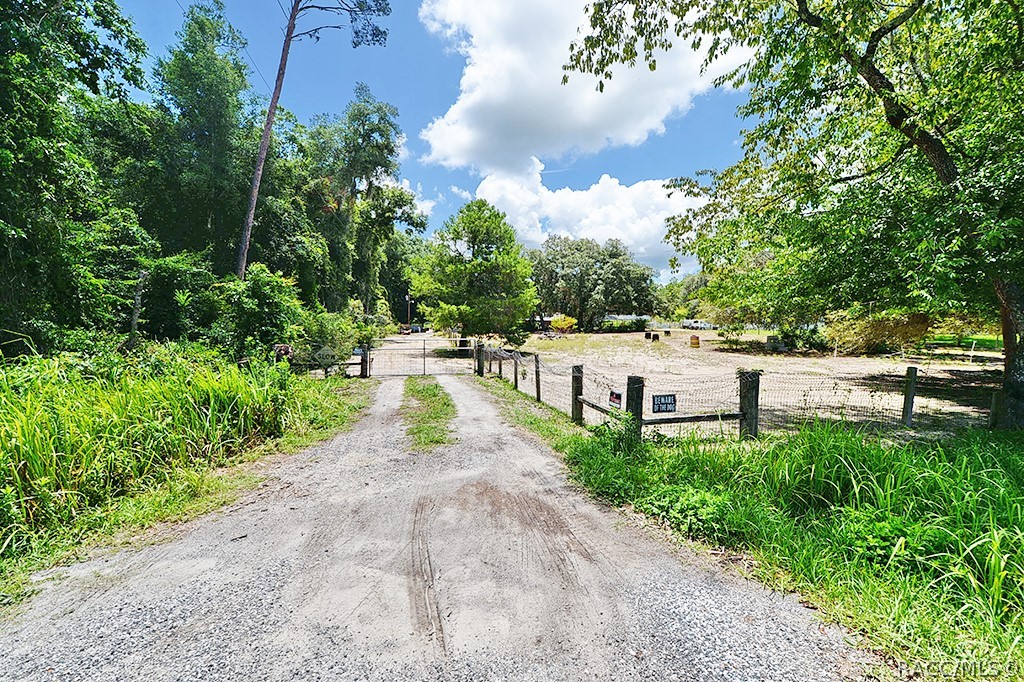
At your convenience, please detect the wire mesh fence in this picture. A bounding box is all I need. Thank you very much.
[759,370,905,430]
[479,344,998,436]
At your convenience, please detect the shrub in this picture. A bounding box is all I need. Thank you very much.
[214,264,304,359]
[717,322,746,346]
[824,310,931,354]
[143,252,219,341]
[778,325,828,351]
[550,313,578,334]
[297,309,357,360]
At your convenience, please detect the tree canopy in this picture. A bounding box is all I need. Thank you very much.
[0,1,421,357]
[567,0,1024,426]
[1,0,144,347]
[412,200,538,345]
[530,236,656,330]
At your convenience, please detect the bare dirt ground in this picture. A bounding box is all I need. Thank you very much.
[0,376,876,681]
[519,332,1001,432]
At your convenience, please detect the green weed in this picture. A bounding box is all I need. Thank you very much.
[403,376,457,450]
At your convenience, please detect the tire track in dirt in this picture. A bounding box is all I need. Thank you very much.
[408,495,447,658]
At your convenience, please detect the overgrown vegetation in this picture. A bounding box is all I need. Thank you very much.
[0,345,370,603]
[478,375,1024,679]
[402,376,457,450]
[1,1,420,359]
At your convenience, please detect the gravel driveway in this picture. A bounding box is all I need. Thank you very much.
[0,376,876,681]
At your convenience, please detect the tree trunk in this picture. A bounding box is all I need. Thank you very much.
[995,279,1024,429]
[237,0,299,279]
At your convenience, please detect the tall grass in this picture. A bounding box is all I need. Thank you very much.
[1,349,292,559]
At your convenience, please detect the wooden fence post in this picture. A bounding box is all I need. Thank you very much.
[360,345,370,379]
[738,371,761,439]
[902,366,918,427]
[475,342,484,377]
[513,356,520,390]
[571,365,584,425]
[498,356,503,379]
[625,375,644,437]
[489,348,493,374]
[534,354,542,402]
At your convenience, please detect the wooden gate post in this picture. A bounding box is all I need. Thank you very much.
[738,370,761,439]
[513,356,520,391]
[475,342,485,377]
[423,339,427,376]
[360,345,370,379]
[902,366,918,427]
[534,354,542,402]
[498,356,503,379]
[571,365,584,425]
[625,375,644,437]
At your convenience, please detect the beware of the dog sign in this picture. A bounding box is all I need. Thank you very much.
[609,390,622,409]
[652,394,677,414]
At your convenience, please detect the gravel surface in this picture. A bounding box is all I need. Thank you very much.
[0,375,877,681]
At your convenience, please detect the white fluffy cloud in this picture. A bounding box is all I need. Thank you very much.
[418,0,739,175]
[475,159,700,277]
[417,0,740,277]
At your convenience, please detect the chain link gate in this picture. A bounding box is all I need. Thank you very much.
[365,337,477,377]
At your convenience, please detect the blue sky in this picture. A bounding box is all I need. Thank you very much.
[119,0,748,280]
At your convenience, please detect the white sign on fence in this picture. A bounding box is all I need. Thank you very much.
[609,390,622,409]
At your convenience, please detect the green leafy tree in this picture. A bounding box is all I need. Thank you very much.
[153,0,251,269]
[655,273,707,321]
[379,230,428,324]
[530,236,655,330]
[413,200,538,344]
[284,87,415,313]
[567,0,1024,427]
[0,0,144,350]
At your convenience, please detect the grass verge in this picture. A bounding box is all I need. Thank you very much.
[1,355,371,609]
[523,332,675,358]
[402,376,457,450]
[477,374,1024,681]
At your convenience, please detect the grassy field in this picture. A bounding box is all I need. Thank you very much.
[928,334,1004,351]
[0,349,371,605]
[477,375,1024,681]
[402,376,457,449]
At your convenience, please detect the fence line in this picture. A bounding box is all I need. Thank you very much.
[475,342,997,436]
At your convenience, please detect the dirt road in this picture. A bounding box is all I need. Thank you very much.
[0,377,873,681]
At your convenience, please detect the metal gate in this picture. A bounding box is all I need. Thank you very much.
[367,336,476,376]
